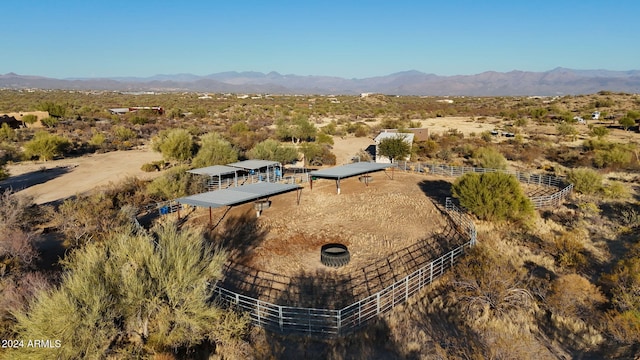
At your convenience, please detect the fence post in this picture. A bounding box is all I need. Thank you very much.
[278,305,283,331]
[405,276,409,301]
[257,301,261,326]
[376,293,381,315]
[337,308,341,333]
[430,261,434,284]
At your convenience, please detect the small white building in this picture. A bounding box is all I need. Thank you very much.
[373,131,414,163]
[592,111,601,120]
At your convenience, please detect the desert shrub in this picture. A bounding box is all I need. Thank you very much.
[316,133,334,146]
[593,147,633,169]
[276,116,316,143]
[352,149,372,162]
[23,131,71,161]
[141,162,159,172]
[88,132,106,148]
[556,123,578,140]
[152,128,194,162]
[480,130,493,142]
[354,124,369,137]
[247,139,298,164]
[472,147,507,169]
[452,172,534,222]
[451,245,532,319]
[414,139,439,158]
[554,229,587,268]
[145,166,198,201]
[21,114,38,126]
[547,274,605,320]
[514,117,528,127]
[602,247,640,313]
[10,222,248,358]
[0,165,7,181]
[567,168,602,195]
[192,132,238,168]
[605,310,640,344]
[300,142,335,166]
[48,192,133,248]
[618,116,635,131]
[40,117,58,128]
[602,181,630,199]
[589,126,609,139]
[320,121,337,135]
[0,123,16,142]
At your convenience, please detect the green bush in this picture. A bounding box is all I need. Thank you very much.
[247,139,298,164]
[593,147,633,169]
[192,132,238,168]
[11,222,247,358]
[452,172,534,222]
[567,168,602,195]
[140,162,158,172]
[146,166,192,200]
[152,128,194,162]
[23,131,71,161]
[472,147,507,169]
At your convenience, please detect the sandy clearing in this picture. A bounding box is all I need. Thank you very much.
[2,148,163,204]
[330,136,375,164]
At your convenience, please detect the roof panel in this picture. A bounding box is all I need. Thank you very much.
[310,162,395,179]
[176,182,300,208]
[227,159,280,170]
[188,165,239,177]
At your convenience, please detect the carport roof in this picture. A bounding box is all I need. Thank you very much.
[176,182,300,209]
[309,162,395,179]
[187,165,239,177]
[227,160,280,170]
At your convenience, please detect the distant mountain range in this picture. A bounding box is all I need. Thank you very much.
[2,68,640,96]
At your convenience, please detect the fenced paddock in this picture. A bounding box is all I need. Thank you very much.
[205,163,572,336]
[214,201,475,336]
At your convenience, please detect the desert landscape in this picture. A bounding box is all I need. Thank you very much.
[1,90,640,359]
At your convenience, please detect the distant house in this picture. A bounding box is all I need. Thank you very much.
[373,131,415,163]
[0,115,23,129]
[108,106,164,115]
[378,128,429,142]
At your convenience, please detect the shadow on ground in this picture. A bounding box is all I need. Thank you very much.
[417,179,453,205]
[0,165,73,192]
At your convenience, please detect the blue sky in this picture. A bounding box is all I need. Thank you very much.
[2,1,638,79]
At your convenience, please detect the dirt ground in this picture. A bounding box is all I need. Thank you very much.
[1,148,163,204]
[187,170,460,307]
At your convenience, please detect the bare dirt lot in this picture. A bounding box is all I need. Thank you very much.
[187,171,465,308]
[1,148,163,204]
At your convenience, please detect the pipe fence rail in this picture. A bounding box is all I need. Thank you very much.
[397,161,573,209]
[213,202,476,336]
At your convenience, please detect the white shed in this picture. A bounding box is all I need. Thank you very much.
[373,131,414,163]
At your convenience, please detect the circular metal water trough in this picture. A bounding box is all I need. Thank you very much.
[320,243,350,268]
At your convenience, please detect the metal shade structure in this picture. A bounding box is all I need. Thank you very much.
[309,162,396,194]
[176,182,302,223]
[226,160,281,182]
[188,165,241,189]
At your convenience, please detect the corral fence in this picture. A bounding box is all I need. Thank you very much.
[395,161,573,209]
[209,163,572,336]
[213,201,476,337]
[146,161,569,336]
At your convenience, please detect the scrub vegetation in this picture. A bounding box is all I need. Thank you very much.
[1,89,640,358]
